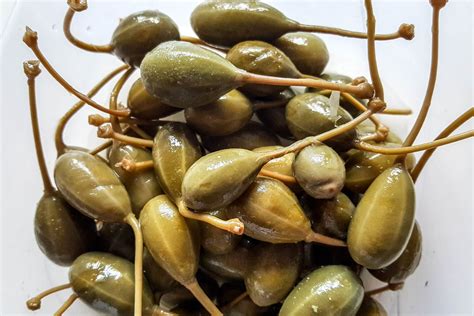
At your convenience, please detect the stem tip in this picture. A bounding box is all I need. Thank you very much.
[357,82,375,99]
[23,26,38,48]
[430,0,448,9]
[399,23,415,40]
[368,98,386,113]
[26,298,41,311]
[23,60,41,78]
[97,124,114,138]
[67,0,88,11]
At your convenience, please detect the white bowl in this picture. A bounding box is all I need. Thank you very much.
[0,0,472,315]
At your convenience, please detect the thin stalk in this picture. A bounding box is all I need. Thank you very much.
[110,68,135,134]
[53,293,79,316]
[24,61,54,194]
[259,99,386,163]
[382,107,412,115]
[88,114,170,127]
[115,158,154,172]
[184,279,223,316]
[365,285,390,296]
[26,283,71,310]
[55,64,128,156]
[222,292,248,310]
[354,130,473,155]
[318,89,411,115]
[403,3,443,148]
[411,107,473,182]
[305,231,346,247]
[366,282,404,296]
[23,27,130,117]
[89,140,113,155]
[239,72,374,99]
[180,35,228,52]
[296,22,414,41]
[129,125,152,140]
[364,0,384,100]
[63,3,114,53]
[258,169,297,185]
[97,124,153,147]
[252,98,289,111]
[177,200,244,235]
[124,213,144,316]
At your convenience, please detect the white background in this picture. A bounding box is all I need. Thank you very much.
[0,0,473,315]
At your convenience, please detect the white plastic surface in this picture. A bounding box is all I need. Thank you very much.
[0,0,472,315]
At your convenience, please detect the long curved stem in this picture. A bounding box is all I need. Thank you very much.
[110,68,135,134]
[129,125,152,140]
[26,283,71,311]
[318,90,411,116]
[24,61,54,194]
[23,27,130,117]
[411,107,473,182]
[258,169,297,186]
[177,200,244,235]
[116,158,153,172]
[365,282,404,296]
[124,214,144,316]
[180,35,228,53]
[184,279,223,316]
[296,23,414,41]
[364,0,384,100]
[97,124,154,147]
[382,108,412,115]
[89,140,113,155]
[403,4,442,148]
[252,98,289,111]
[53,293,79,316]
[63,4,114,53]
[239,72,374,99]
[89,114,171,126]
[305,231,346,247]
[354,130,473,155]
[259,100,385,163]
[55,64,128,156]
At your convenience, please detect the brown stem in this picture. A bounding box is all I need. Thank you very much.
[110,68,135,134]
[124,213,144,316]
[55,64,128,156]
[321,90,412,115]
[116,158,154,172]
[88,140,113,155]
[258,169,297,186]
[319,90,389,141]
[180,35,228,53]
[97,124,154,147]
[129,125,153,140]
[53,293,79,316]
[177,200,244,235]
[305,231,346,247]
[411,107,473,182]
[63,2,114,53]
[88,114,170,127]
[403,4,443,148]
[23,27,130,117]
[259,99,386,163]
[26,283,71,311]
[364,0,384,101]
[366,282,404,296]
[184,279,223,316]
[239,72,374,99]
[354,130,473,155]
[24,60,54,194]
[381,107,412,115]
[222,292,248,310]
[296,23,414,41]
[252,98,289,111]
